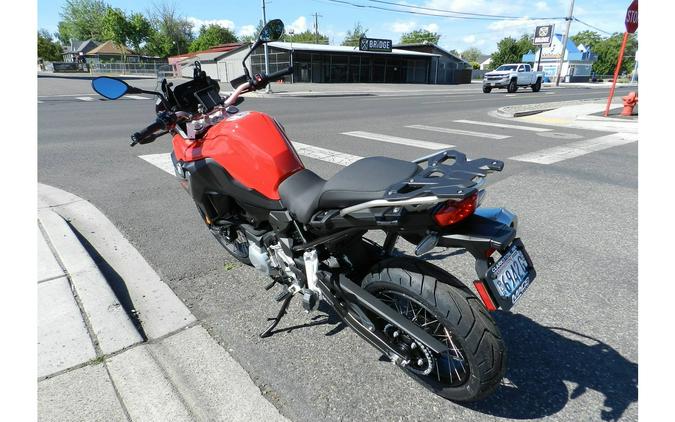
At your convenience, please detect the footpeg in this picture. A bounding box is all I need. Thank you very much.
[274,288,291,302]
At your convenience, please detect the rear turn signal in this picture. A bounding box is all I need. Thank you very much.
[433,193,478,226]
[473,280,497,312]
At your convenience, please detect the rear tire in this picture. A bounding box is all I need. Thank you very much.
[362,258,506,402]
[507,79,518,93]
[482,86,492,93]
[531,78,542,92]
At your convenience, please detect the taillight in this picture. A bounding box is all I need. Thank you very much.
[433,192,478,226]
[473,280,497,311]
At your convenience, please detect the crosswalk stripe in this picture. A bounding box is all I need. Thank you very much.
[406,124,510,140]
[139,142,362,176]
[76,96,96,102]
[342,131,453,150]
[452,119,552,132]
[509,132,637,164]
[138,153,175,175]
[125,95,151,100]
[291,141,362,166]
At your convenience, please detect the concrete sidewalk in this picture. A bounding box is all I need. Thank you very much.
[38,184,288,422]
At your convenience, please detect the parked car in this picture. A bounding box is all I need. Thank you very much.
[483,63,544,93]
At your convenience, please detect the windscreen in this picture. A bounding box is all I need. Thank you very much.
[496,65,518,71]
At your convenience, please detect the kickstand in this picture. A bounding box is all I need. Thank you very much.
[260,294,293,338]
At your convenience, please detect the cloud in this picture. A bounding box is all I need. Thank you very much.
[391,21,417,33]
[238,25,256,37]
[289,16,308,33]
[462,34,476,43]
[487,17,548,32]
[187,17,235,33]
[535,1,549,12]
[424,23,440,32]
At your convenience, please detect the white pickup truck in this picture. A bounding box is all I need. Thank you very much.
[483,63,544,93]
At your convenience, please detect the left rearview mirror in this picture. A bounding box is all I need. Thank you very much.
[91,77,129,100]
[258,19,284,43]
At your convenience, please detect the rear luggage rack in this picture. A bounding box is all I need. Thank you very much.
[384,149,503,201]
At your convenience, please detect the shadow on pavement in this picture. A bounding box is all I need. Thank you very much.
[465,312,637,421]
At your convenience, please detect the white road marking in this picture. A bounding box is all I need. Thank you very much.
[38,100,44,104]
[342,131,453,150]
[453,119,552,132]
[139,142,362,175]
[139,153,175,175]
[125,95,151,100]
[76,96,96,101]
[291,141,362,166]
[406,124,511,140]
[509,132,638,164]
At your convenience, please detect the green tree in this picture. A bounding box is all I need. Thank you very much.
[286,30,329,44]
[570,30,603,51]
[448,49,460,57]
[399,29,440,45]
[490,34,534,68]
[461,47,482,63]
[189,24,238,52]
[144,2,194,57]
[56,0,109,44]
[127,13,152,52]
[38,30,63,61]
[341,22,368,47]
[591,33,637,75]
[101,7,130,58]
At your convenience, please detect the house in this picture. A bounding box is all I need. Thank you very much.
[85,40,140,64]
[478,55,492,70]
[522,34,597,82]
[62,39,100,62]
[393,42,473,84]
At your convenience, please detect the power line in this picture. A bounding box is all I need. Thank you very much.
[321,0,566,21]
[367,0,555,20]
[572,17,613,35]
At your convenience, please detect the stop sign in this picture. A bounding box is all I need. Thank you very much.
[625,0,638,33]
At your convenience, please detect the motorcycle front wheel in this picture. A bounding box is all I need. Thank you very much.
[210,224,252,266]
[362,257,506,402]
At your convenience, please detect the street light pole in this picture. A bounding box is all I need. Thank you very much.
[555,0,575,86]
[262,0,271,93]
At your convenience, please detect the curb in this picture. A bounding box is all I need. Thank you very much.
[38,184,290,421]
[496,98,607,119]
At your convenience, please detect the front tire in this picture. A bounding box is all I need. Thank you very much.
[482,86,492,93]
[507,79,518,93]
[210,224,252,265]
[362,258,506,402]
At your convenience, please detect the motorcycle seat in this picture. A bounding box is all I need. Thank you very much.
[278,157,420,223]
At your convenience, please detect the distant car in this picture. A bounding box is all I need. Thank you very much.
[483,63,544,93]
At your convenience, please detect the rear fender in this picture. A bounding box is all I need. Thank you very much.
[437,207,518,279]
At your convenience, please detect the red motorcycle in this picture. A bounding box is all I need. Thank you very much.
[92,19,536,402]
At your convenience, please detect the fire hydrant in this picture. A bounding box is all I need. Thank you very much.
[621,91,638,116]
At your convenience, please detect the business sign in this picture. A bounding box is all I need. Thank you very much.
[359,37,392,52]
[625,0,638,33]
[533,25,554,45]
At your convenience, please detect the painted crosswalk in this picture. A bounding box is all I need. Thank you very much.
[341,131,453,150]
[124,95,151,100]
[452,119,552,132]
[75,96,96,102]
[509,132,638,164]
[38,95,152,103]
[406,124,511,140]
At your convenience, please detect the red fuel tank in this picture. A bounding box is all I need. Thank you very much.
[172,111,304,200]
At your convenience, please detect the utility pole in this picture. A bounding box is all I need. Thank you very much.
[262,0,271,93]
[555,0,575,86]
[312,12,323,44]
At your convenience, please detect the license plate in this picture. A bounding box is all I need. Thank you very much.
[484,239,536,311]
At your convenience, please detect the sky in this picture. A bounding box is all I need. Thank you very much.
[37,0,631,54]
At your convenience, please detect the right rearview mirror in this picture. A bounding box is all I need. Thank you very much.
[258,19,284,43]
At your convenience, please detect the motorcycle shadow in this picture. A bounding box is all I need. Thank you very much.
[465,312,637,421]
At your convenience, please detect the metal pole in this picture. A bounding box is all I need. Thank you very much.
[536,45,543,71]
[262,0,271,93]
[603,32,629,117]
[555,0,575,86]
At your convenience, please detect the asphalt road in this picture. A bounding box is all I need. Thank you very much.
[38,77,637,422]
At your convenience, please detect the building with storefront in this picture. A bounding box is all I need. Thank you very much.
[522,34,597,82]
[178,41,472,85]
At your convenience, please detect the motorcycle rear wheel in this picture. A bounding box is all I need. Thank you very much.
[362,257,506,402]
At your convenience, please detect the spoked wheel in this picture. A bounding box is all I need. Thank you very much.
[210,225,251,265]
[363,258,506,402]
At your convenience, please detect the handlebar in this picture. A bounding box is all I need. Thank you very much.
[264,66,294,83]
[130,112,177,146]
